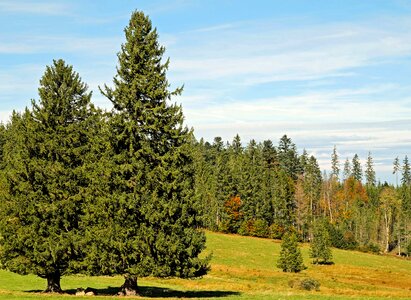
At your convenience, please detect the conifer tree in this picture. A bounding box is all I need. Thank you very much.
[273,169,296,228]
[365,152,376,186]
[393,156,400,187]
[343,158,351,181]
[278,135,301,180]
[402,156,411,186]
[277,231,305,272]
[0,60,95,292]
[331,145,340,181]
[310,219,333,264]
[352,154,362,182]
[87,11,209,295]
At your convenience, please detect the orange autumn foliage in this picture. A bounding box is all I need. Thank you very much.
[224,195,242,221]
[334,177,368,221]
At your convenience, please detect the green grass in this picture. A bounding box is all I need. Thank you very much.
[0,231,410,299]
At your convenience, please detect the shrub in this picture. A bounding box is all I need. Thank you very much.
[288,278,320,291]
[358,243,380,254]
[269,223,285,239]
[327,224,358,250]
[251,219,269,238]
[238,219,253,236]
[299,278,321,291]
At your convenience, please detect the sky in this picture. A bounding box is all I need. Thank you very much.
[1,0,411,183]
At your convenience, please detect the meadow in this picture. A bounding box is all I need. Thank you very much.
[0,231,410,299]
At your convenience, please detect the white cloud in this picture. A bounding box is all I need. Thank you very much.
[167,17,411,84]
[0,1,70,15]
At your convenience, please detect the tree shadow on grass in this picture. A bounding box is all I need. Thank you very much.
[27,286,240,298]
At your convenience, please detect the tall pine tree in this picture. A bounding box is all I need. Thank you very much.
[85,11,209,295]
[331,145,340,181]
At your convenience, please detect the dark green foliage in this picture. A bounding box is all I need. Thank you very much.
[273,169,296,228]
[277,231,305,273]
[365,152,376,186]
[278,135,301,180]
[82,11,208,291]
[0,60,96,292]
[310,220,333,264]
[352,154,362,182]
[402,156,411,186]
[327,224,358,250]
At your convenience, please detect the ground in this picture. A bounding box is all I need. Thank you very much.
[0,231,410,299]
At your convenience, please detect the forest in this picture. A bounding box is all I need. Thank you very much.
[0,8,410,297]
[193,134,411,256]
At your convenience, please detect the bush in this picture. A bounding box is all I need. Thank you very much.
[269,223,285,239]
[288,278,320,291]
[251,219,269,238]
[300,278,321,291]
[358,243,380,254]
[238,220,253,236]
[327,224,358,250]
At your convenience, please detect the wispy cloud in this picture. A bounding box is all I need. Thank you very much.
[0,1,70,15]
[167,17,411,85]
[0,35,122,55]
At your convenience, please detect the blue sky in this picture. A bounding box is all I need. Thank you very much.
[1,0,411,183]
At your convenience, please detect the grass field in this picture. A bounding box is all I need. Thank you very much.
[0,230,410,299]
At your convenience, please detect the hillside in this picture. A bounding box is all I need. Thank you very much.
[0,230,410,299]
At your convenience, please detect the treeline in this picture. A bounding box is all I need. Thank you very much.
[193,135,411,255]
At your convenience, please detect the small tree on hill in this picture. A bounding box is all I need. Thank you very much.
[310,219,333,264]
[277,231,305,272]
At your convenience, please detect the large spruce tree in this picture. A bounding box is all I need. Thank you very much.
[0,60,95,292]
[85,11,208,295]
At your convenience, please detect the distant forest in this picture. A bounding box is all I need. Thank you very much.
[193,134,411,255]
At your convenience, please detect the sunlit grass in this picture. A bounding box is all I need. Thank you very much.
[0,230,410,299]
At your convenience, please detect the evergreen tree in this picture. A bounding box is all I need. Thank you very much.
[87,11,209,294]
[352,154,362,182]
[393,156,400,187]
[272,169,296,228]
[343,158,351,181]
[278,135,301,180]
[277,231,305,272]
[310,219,333,264]
[331,145,340,181]
[365,152,376,186]
[0,60,95,292]
[262,139,277,168]
[401,156,411,186]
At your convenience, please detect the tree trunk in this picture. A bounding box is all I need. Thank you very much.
[118,275,138,296]
[44,272,62,293]
[384,211,390,253]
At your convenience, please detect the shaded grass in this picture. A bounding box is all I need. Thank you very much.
[0,230,410,299]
